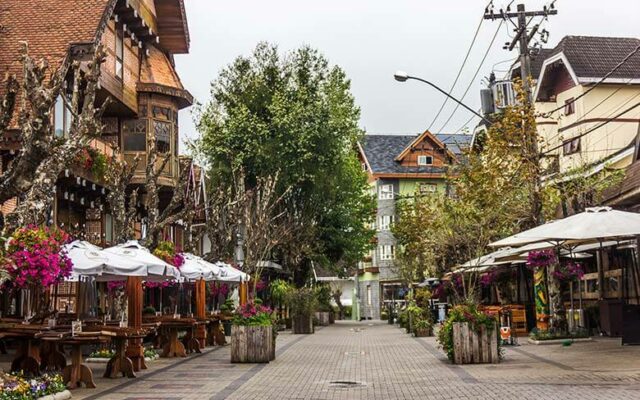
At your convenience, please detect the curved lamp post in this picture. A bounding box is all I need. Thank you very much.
[393,71,492,127]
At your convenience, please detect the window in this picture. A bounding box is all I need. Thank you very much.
[379,245,395,261]
[378,215,394,231]
[154,120,172,153]
[53,95,72,137]
[418,183,437,194]
[367,285,372,306]
[563,137,580,155]
[115,23,124,80]
[564,98,575,115]
[122,119,147,151]
[417,155,433,166]
[105,214,113,244]
[361,162,368,172]
[378,184,394,200]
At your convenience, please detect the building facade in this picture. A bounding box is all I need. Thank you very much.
[355,131,471,319]
[0,0,201,251]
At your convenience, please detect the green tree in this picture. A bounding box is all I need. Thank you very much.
[196,42,374,277]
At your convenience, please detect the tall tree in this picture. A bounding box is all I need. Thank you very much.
[0,44,108,233]
[197,42,374,275]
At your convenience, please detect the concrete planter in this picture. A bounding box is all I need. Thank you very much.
[527,337,592,345]
[37,389,71,400]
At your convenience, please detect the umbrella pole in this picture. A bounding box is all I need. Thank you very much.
[126,276,145,372]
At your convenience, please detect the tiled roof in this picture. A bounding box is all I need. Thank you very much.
[548,35,640,79]
[140,45,184,89]
[360,133,472,175]
[0,0,111,127]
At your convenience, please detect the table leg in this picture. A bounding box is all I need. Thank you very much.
[11,339,40,375]
[162,329,186,358]
[63,344,96,389]
[213,321,227,345]
[104,338,135,379]
[40,342,66,371]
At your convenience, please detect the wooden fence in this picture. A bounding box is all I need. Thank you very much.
[452,322,500,364]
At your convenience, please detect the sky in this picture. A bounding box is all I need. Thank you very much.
[175,0,640,150]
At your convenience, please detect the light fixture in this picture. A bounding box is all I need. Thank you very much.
[393,71,409,82]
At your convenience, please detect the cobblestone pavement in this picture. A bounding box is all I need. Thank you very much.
[9,321,640,399]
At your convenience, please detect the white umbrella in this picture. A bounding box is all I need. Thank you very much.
[103,240,180,281]
[180,253,221,281]
[490,207,640,248]
[64,240,150,281]
[214,262,250,282]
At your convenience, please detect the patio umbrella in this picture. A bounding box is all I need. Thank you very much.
[490,207,640,248]
[64,240,150,281]
[180,253,221,281]
[214,262,250,282]
[103,240,180,282]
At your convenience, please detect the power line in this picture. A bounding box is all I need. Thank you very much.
[541,43,640,118]
[541,100,640,156]
[426,1,492,132]
[437,20,504,133]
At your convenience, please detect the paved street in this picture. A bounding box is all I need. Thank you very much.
[60,321,640,400]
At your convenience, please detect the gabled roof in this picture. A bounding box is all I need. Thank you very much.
[138,44,193,108]
[359,133,472,175]
[394,130,456,162]
[546,36,640,81]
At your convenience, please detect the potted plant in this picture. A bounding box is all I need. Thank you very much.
[287,287,317,334]
[314,285,332,326]
[270,279,292,329]
[413,318,433,337]
[230,302,275,363]
[219,298,235,336]
[437,303,500,364]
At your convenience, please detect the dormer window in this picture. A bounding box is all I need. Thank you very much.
[418,155,433,166]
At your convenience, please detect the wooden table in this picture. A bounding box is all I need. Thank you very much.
[206,316,228,346]
[182,320,206,354]
[143,317,197,358]
[1,324,51,375]
[42,334,111,389]
[89,327,148,379]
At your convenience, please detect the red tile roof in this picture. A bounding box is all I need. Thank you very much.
[140,45,184,89]
[0,0,112,127]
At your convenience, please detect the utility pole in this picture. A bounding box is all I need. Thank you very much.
[484,2,557,227]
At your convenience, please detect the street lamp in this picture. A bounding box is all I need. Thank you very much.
[394,71,492,126]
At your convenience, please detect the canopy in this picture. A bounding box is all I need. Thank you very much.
[215,262,250,282]
[103,240,180,281]
[490,207,640,248]
[180,253,221,281]
[65,240,151,281]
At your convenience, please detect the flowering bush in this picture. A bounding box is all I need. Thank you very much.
[553,262,585,281]
[107,280,126,293]
[2,226,72,288]
[210,282,230,298]
[75,146,110,179]
[232,302,274,326]
[0,371,66,400]
[437,303,499,361]
[144,280,177,289]
[527,250,557,269]
[153,241,185,269]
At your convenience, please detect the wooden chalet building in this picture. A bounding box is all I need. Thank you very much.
[0,0,204,253]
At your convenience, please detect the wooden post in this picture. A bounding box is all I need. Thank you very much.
[126,277,145,371]
[239,282,248,306]
[194,279,207,347]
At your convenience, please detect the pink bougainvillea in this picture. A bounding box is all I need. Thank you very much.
[3,226,73,289]
[107,280,126,292]
[210,282,229,298]
[526,250,557,269]
[144,281,177,289]
[553,262,585,281]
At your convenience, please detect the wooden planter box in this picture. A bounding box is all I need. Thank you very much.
[315,312,331,326]
[230,325,274,363]
[292,315,314,334]
[452,322,499,364]
[413,327,433,337]
[329,312,335,324]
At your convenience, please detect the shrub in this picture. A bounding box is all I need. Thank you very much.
[314,284,333,312]
[232,302,274,326]
[286,287,318,317]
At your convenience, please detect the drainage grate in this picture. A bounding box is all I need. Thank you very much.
[344,351,366,356]
[329,381,366,389]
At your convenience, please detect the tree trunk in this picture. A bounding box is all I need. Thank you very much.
[548,263,568,333]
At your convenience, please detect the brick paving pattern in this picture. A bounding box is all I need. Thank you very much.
[9,321,640,399]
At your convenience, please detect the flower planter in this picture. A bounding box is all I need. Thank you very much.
[413,327,433,337]
[37,389,72,400]
[222,320,233,336]
[292,314,314,334]
[230,325,274,363]
[315,311,331,326]
[452,322,499,364]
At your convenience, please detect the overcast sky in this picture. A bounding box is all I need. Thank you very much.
[175,0,640,149]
